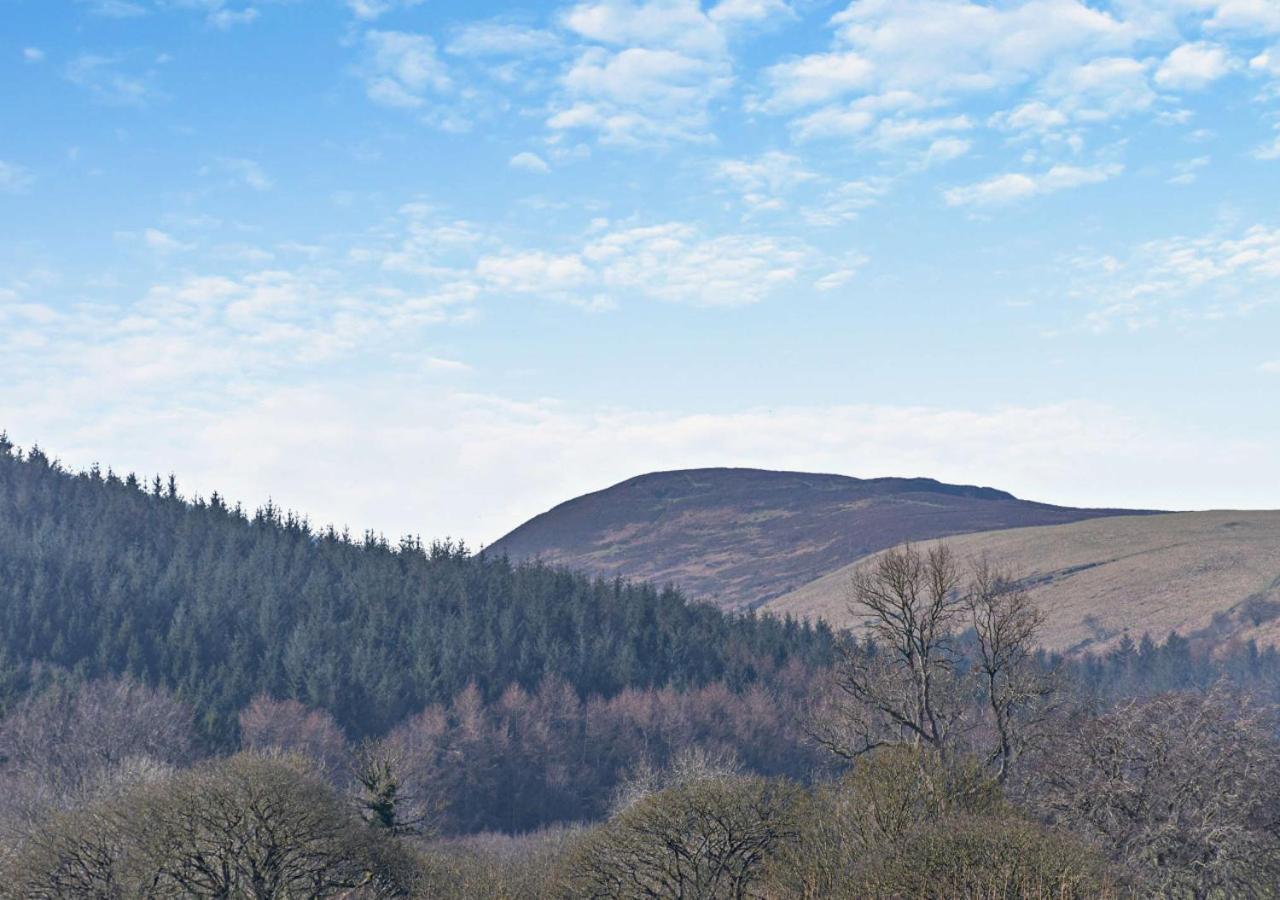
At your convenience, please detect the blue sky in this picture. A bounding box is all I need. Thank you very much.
[2,0,1279,544]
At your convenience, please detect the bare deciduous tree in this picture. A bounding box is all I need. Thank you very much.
[351,738,444,838]
[1033,686,1280,898]
[3,753,419,900]
[965,558,1058,782]
[238,694,349,782]
[810,543,967,760]
[0,678,195,843]
[811,543,1054,786]
[563,775,801,900]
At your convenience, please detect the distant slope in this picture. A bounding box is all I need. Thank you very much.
[766,511,1280,652]
[487,468,1146,610]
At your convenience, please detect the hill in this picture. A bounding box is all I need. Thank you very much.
[487,468,1147,609]
[766,511,1280,652]
[0,439,834,744]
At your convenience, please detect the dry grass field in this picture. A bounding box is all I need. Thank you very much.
[765,511,1280,653]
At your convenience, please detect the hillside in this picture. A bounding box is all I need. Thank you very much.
[488,468,1147,609]
[766,511,1280,653]
[0,441,834,743]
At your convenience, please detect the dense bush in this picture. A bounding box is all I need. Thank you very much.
[560,774,802,899]
[2,753,419,899]
[854,814,1116,900]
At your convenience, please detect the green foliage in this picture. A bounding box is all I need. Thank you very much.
[0,440,833,746]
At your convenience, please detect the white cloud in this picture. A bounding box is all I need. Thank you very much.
[509,151,551,173]
[1203,0,1280,34]
[22,48,45,63]
[1155,42,1234,90]
[204,157,273,191]
[1253,47,1280,77]
[470,221,824,308]
[143,228,193,253]
[813,268,858,291]
[1166,155,1209,185]
[802,179,888,225]
[346,0,424,20]
[1044,56,1154,121]
[923,136,972,165]
[447,23,563,57]
[0,161,35,194]
[207,6,259,28]
[363,30,452,109]
[552,45,730,144]
[756,51,874,111]
[1254,126,1280,161]
[707,0,791,27]
[1259,360,1280,374]
[77,0,148,17]
[476,251,592,296]
[66,55,157,107]
[829,0,1132,94]
[1069,223,1280,330]
[550,0,751,144]
[561,0,725,56]
[990,100,1069,134]
[944,162,1121,207]
[873,114,972,146]
[789,90,924,141]
[716,151,816,210]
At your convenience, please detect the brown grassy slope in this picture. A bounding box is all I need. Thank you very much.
[486,468,1146,610]
[764,511,1280,653]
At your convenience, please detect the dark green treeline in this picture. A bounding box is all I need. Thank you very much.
[0,436,834,745]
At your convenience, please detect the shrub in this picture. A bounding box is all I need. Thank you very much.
[2,753,419,899]
[561,774,801,899]
[856,814,1117,900]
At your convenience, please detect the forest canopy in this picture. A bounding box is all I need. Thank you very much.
[0,436,834,745]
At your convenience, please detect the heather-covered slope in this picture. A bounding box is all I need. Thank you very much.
[767,511,1280,652]
[488,468,1145,609]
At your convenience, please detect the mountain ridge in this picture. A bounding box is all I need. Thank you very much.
[488,467,1152,610]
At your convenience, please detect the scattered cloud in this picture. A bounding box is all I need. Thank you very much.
[363,30,452,110]
[447,23,564,57]
[207,6,259,28]
[922,136,972,166]
[944,162,1121,207]
[143,228,193,253]
[1254,126,1280,161]
[755,51,873,112]
[346,0,424,20]
[547,0,758,145]
[1069,223,1280,330]
[1259,360,1280,375]
[509,151,551,173]
[1203,0,1280,35]
[66,55,158,107]
[22,48,45,63]
[1167,156,1209,185]
[0,161,35,194]
[202,157,273,191]
[1253,47,1280,77]
[1155,42,1234,90]
[715,151,816,211]
[77,0,148,17]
